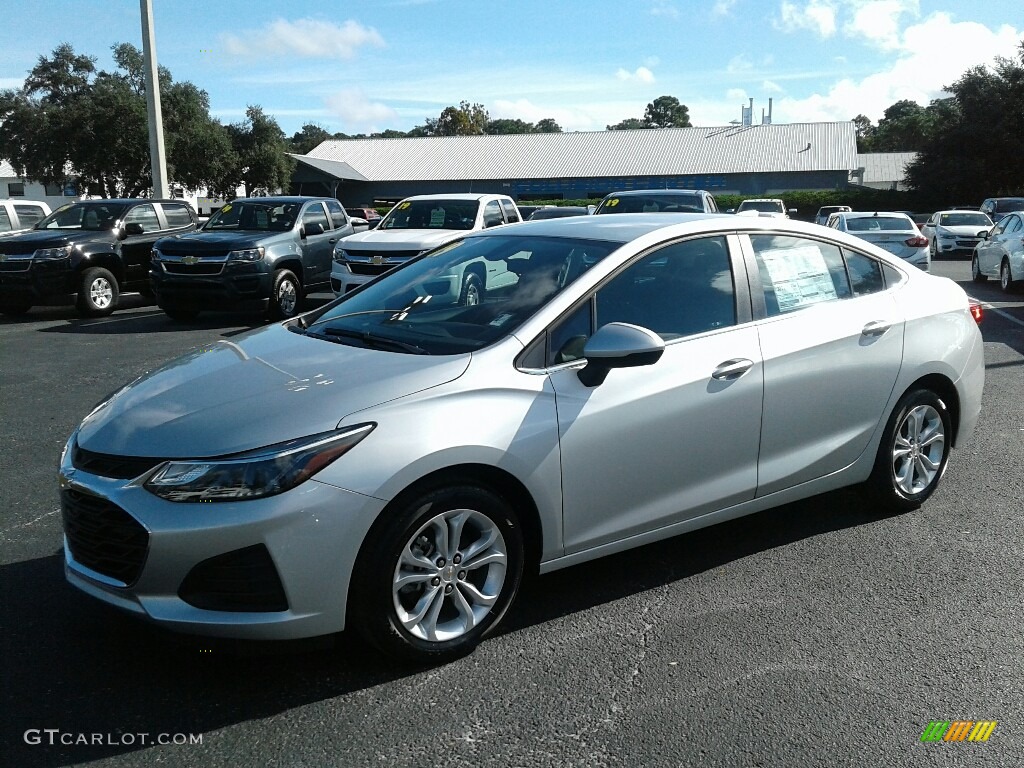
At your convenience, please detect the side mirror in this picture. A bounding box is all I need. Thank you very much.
[577,322,665,387]
[977,230,990,239]
[788,208,798,214]
[123,222,145,237]
[301,222,325,238]
[484,218,503,228]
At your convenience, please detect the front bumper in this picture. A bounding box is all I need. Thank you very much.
[934,237,982,256]
[151,265,273,311]
[0,259,77,303]
[59,438,387,640]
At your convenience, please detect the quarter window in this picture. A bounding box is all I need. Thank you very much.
[843,250,885,296]
[301,203,330,233]
[160,203,194,228]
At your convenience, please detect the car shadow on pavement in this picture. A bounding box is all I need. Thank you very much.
[2,488,882,767]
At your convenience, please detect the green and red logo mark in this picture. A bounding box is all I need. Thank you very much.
[920,721,997,742]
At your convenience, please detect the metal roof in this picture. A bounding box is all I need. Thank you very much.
[856,152,917,184]
[288,154,368,182]
[307,122,858,182]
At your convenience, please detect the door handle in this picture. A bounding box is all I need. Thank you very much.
[328,238,337,244]
[861,320,891,337]
[711,358,754,380]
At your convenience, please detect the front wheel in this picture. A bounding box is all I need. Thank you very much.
[459,272,483,306]
[268,269,301,319]
[971,254,987,282]
[350,485,524,663]
[928,239,937,260]
[1000,259,1017,293]
[76,268,119,317]
[863,388,951,513]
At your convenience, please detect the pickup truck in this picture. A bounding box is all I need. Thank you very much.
[731,198,797,219]
[0,199,51,237]
[0,198,197,317]
[151,196,356,321]
[330,193,522,300]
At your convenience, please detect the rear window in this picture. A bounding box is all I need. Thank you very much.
[14,204,47,227]
[161,203,195,228]
[845,216,913,232]
[597,193,704,214]
[0,207,12,232]
[995,198,1024,213]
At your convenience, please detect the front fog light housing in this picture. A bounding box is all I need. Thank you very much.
[143,423,375,502]
[227,247,265,262]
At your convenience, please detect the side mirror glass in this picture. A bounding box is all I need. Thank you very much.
[977,230,990,239]
[301,222,325,238]
[577,322,665,387]
[123,222,145,237]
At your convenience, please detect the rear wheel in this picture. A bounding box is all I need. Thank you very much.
[1000,259,1017,293]
[863,388,951,513]
[268,269,301,319]
[971,254,987,282]
[76,268,119,317]
[350,485,524,663]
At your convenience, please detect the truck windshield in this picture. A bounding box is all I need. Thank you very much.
[379,200,480,231]
[38,203,129,231]
[205,202,300,232]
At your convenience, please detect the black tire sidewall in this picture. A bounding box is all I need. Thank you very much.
[460,273,482,306]
[352,485,524,662]
[971,255,986,282]
[77,267,119,317]
[269,269,301,319]
[867,388,951,512]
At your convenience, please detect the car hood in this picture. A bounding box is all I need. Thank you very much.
[935,225,989,236]
[340,228,464,252]
[76,323,471,458]
[155,230,276,251]
[0,229,104,252]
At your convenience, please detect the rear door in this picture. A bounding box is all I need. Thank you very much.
[743,232,905,495]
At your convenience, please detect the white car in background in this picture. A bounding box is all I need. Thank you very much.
[330,193,522,301]
[731,198,796,218]
[972,209,1024,292]
[919,210,992,260]
[826,211,930,271]
[0,199,51,237]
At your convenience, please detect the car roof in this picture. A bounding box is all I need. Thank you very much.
[402,193,504,202]
[741,198,783,202]
[232,196,334,204]
[931,209,991,215]
[74,199,187,205]
[836,211,911,219]
[604,189,705,197]
[465,212,738,243]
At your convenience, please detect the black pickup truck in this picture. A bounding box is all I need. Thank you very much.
[0,199,198,317]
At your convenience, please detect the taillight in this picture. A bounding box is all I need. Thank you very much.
[968,300,983,324]
[905,236,929,247]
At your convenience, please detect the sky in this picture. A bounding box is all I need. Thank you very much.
[2,0,1021,137]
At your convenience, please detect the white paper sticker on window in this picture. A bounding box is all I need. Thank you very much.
[429,207,446,227]
[759,245,837,312]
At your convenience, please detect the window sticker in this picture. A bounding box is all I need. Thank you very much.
[221,204,232,213]
[398,202,411,210]
[759,245,837,312]
[429,207,446,227]
[489,313,515,327]
[605,199,620,207]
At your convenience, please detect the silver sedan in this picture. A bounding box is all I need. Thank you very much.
[60,214,984,662]
[972,210,1024,292]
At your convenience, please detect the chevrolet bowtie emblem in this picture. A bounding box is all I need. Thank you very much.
[182,255,200,265]
[371,255,384,265]
[0,254,7,262]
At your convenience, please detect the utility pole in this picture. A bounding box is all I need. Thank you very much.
[140,0,169,198]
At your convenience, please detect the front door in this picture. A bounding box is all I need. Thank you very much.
[298,202,335,287]
[120,203,162,287]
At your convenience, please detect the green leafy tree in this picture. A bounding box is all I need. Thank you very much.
[289,122,332,154]
[852,114,875,152]
[606,117,646,130]
[533,117,562,133]
[870,99,931,151]
[434,101,490,136]
[226,105,294,197]
[642,95,691,128]
[486,118,534,134]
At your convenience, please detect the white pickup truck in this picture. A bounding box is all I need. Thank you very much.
[0,199,52,237]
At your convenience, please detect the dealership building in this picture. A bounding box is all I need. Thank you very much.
[291,121,860,206]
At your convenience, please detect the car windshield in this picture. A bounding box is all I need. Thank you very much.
[939,213,991,226]
[738,201,784,213]
[204,201,300,232]
[37,203,129,231]
[304,234,618,355]
[379,200,480,231]
[846,216,913,232]
[597,194,703,214]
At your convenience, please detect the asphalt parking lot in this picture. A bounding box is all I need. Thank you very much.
[2,262,1022,768]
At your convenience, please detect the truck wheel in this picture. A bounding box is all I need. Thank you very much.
[268,269,301,319]
[459,273,483,306]
[76,268,119,317]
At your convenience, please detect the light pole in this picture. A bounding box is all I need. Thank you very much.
[140,0,169,198]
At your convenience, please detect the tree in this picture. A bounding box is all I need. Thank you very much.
[533,118,562,133]
[289,123,332,154]
[607,117,646,130]
[486,118,534,134]
[434,101,490,136]
[226,106,294,197]
[869,99,930,151]
[642,95,691,128]
[852,114,875,152]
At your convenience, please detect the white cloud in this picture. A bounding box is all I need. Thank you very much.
[644,56,661,68]
[776,1,838,37]
[713,0,739,16]
[616,67,655,84]
[649,1,680,19]
[844,0,919,51]
[763,80,784,93]
[324,89,398,131]
[222,19,384,60]
[726,55,753,74]
[726,88,748,101]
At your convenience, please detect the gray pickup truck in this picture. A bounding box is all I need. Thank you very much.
[151,196,355,321]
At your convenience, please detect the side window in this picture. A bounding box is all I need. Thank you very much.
[301,203,330,233]
[750,234,850,316]
[596,236,736,340]
[325,200,347,229]
[1006,215,1022,234]
[548,301,592,365]
[483,201,503,227]
[123,203,160,233]
[160,203,194,229]
[705,194,719,213]
[991,217,1010,236]
[827,215,840,229]
[843,250,885,296]
[499,199,520,223]
[14,204,46,227]
[0,207,12,232]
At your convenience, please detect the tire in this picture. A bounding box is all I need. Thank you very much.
[928,238,937,260]
[971,254,987,282]
[163,307,200,322]
[459,272,483,307]
[350,485,524,663]
[1000,259,1016,293]
[76,267,119,317]
[863,388,952,513]
[0,302,32,318]
[268,269,301,319]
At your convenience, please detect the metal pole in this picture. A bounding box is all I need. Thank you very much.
[140,0,169,198]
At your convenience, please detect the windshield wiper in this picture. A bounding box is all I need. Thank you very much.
[317,326,428,355]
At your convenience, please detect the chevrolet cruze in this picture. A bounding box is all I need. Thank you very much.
[60,214,984,662]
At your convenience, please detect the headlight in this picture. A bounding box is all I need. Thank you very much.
[227,247,265,262]
[33,245,73,260]
[143,423,375,502]
[151,248,161,263]
[333,248,349,262]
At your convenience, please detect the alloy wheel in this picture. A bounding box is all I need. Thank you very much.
[891,404,945,496]
[278,279,297,316]
[90,277,113,309]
